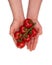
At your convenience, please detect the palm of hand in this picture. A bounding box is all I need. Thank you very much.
[10,19,42,51]
[26,19,42,51]
[10,20,22,44]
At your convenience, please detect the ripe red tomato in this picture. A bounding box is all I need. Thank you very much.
[24,18,33,28]
[31,28,38,37]
[24,34,31,42]
[14,31,22,40]
[16,41,25,48]
[20,25,27,34]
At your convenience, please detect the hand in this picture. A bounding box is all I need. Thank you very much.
[9,19,23,44]
[26,0,42,51]
[26,19,42,51]
[8,0,25,45]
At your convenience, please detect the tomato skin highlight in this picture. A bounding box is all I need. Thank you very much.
[24,18,33,28]
[16,41,25,48]
[14,31,20,40]
[23,34,31,42]
[31,28,38,37]
[20,25,26,34]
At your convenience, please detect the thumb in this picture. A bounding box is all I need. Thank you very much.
[9,29,14,38]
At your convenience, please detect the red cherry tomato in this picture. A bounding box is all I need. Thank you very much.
[14,31,20,40]
[24,18,33,28]
[24,34,31,42]
[20,25,27,34]
[31,28,38,37]
[14,31,22,40]
[16,41,25,48]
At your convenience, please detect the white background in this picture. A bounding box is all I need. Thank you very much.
[0,0,52,65]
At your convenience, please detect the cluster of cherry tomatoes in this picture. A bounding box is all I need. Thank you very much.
[14,18,38,48]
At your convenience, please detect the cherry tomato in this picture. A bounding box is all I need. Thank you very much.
[24,18,33,28]
[24,34,31,42]
[20,25,27,34]
[31,28,38,37]
[14,31,22,40]
[16,41,25,48]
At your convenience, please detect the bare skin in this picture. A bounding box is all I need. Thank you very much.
[8,0,25,44]
[8,0,42,51]
[27,0,42,51]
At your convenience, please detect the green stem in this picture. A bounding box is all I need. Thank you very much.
[22,23,36,38]
[17,23,36,42]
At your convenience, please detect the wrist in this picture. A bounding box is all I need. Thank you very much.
[27,12,38,20]
[13,17,25,23]
[27,16,38,23]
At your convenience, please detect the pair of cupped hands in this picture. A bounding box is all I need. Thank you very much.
[9,0,42,51]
